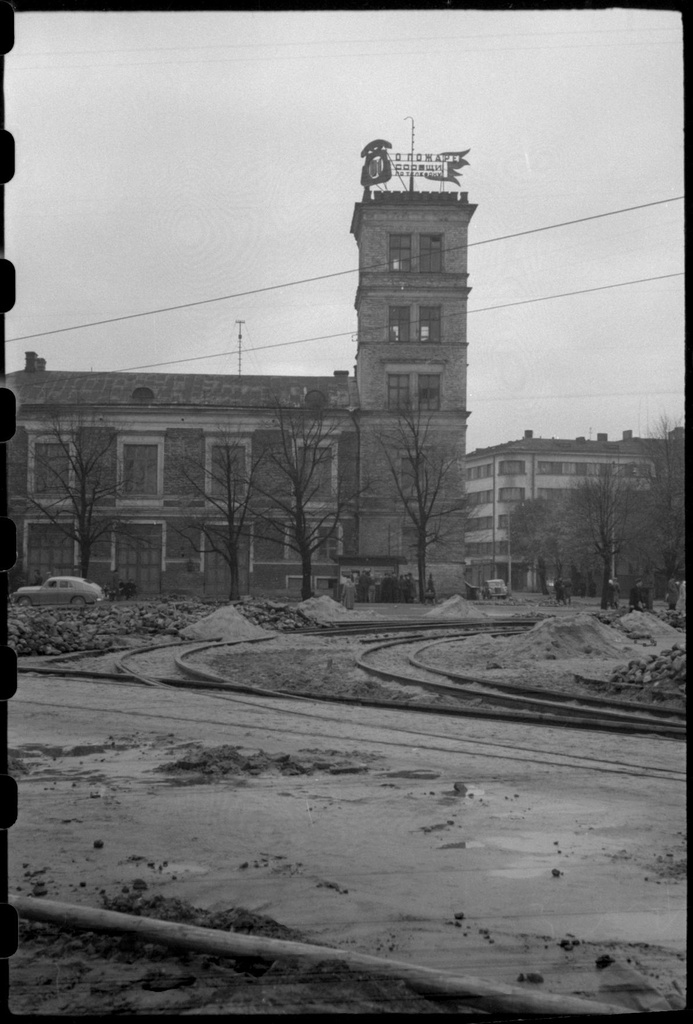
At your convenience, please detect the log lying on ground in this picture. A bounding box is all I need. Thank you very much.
[11,895,626,1016]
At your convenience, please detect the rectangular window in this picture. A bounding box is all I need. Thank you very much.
[419,234,442,272]
[418,306,441,343]
[537,488,564,501]
[574,462,589,475]
[496,540,509,555]
[123,444,158,495]
[389,234,411,271]
[468,489,493,505]
[312,447,333,499]
[466,516,493,532]
[388,306,411,343]
[254,523,286,561]
[387,374,411,411]
[498,460,525,475]
[210,444,246,499]
[315,526,339,562]
[537,461,564,475]
[418,374,441,411]
[34,442,70,493]
[498,514,508,529]
[499,487,525,501]
[466,463,493,480]
[400,456,418,496]
[466,541,494,556]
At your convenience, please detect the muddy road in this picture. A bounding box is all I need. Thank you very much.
[9,632,686,1015]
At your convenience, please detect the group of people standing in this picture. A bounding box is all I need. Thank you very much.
[340,570,424,608]
[553,577,572,605]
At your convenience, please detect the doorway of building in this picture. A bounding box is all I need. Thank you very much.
[203,537,250,599]
[116,524,162,596]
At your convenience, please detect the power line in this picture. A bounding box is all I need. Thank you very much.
[11,270,683,379]
[6,197,684,346]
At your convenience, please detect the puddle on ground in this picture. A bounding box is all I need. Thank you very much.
[159,862,209,877]
[488,863,550,879]
[438,840,485,850]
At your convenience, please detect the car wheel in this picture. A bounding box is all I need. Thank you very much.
[70,595,87,606]
[17,596,33,607]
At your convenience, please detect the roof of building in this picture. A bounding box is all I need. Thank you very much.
[467,434,646,459]
[7,370,357,411]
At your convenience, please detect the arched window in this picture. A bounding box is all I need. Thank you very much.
[132,387,154,402]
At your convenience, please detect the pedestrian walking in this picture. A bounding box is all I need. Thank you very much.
[607,579,615,608]
[554,577,564,605]
[676,579,686,614]
[666,577,680,611]
[563,579,572,605]
[612,577,620,609]
[367,571,376,604]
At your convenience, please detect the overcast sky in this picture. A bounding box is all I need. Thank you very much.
[5,8,684,451]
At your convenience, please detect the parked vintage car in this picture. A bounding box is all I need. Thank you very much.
[483,578,509,599]
[12,576,105,607]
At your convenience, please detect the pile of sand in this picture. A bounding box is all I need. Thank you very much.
[425,594,488,619]
[296,595,349,623]
[617,610,681,638]
[180,605,270,642]
[506,613,634,661]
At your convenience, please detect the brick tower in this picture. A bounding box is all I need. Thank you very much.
[350,188,476,592]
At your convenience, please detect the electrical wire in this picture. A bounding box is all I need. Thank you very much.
[6,197,683,347]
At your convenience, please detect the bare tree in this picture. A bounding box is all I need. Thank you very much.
[176,427,264,600]
[254,404,360,600]
[637,416,685,579]
[26,406,122,578]
[570,463,644,609]
[379,404,467,602]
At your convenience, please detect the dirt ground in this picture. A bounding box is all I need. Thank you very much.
[8,606,687,1015]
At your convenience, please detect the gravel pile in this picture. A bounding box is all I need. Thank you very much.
[8,602,215,656]
[9,596,337,656]
[608,643,686,693]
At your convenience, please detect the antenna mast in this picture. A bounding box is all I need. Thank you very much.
[235,320,245,377]
[405,116,415,193]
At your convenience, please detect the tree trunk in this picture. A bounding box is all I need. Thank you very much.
[226,540,240,601]
[417,545,426,604]
[600,558,611,610]
[301,549,313,601]
[537,557,549,595]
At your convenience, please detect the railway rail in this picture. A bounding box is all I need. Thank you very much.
[16,618,685,742]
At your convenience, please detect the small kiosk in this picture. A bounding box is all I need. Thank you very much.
[333,555,406,603]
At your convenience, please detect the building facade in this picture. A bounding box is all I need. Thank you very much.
[464,429,653,592]
[8,183,476,599]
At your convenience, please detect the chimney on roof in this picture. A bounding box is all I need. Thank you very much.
[597,433,608,442]
[333,370,349,377]
[622,430,633,441]
[25,351,38,373]
[35,358,46,372]
[576,436,586,442]
[524,430,533,439]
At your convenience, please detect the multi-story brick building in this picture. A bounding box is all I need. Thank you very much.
[464,429,654,592]
[8,179,476,599]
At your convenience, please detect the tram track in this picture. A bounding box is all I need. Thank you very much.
[16,617,685,745]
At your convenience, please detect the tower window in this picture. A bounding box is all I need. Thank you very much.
[418,374,441,411]
[387,374,411,410]
[419,235,442,272]
[419,306,441,343]
[389,234,412,272]
[389,306,411,342]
